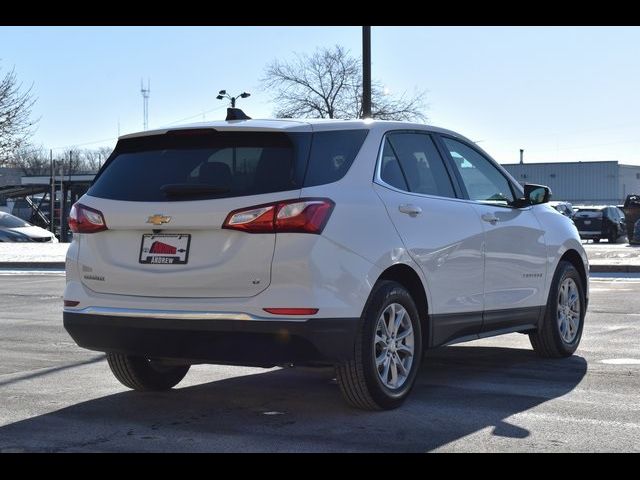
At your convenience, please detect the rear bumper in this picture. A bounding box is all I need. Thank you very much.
[63,311,359,367]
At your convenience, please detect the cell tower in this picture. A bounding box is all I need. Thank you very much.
[140,78,150,130]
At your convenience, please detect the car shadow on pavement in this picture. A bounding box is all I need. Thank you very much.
[0,345,587,452]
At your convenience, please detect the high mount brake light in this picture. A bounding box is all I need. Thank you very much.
[68,203,108,234]
[222,198,334,234]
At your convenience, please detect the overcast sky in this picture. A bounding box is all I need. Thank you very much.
[2,26,640,164]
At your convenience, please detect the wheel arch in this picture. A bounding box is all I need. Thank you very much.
[558,249,588,302]
[376,263,430,349]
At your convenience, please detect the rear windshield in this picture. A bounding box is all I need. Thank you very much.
[575,209,603,218]
[88,129,368,202]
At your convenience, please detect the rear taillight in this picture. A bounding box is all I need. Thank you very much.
[68,203,108,234]
[222,198,334,234]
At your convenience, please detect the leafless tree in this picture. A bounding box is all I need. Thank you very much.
[9,145,49,176]
[4,145,113,177]
[0,64,37,161]
[81,146,112,171]
[261,45,427,121]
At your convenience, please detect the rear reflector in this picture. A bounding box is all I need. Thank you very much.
[68,203,108,234]
[263,308,319,316]
[64,300,80,307]
[223,198,334,234]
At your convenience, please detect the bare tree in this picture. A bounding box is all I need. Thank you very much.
[10,145,49,176]
[0,64,37,161]
[82,146,112,172]
[261,45,427,122]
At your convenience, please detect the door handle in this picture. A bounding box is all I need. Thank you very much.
[398,204,422,217]
[481,213,499,225]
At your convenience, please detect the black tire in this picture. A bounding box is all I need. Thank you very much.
[592,238,600,243]
[106,353,190,391]
[608,227,618,243]
[529,261,585,358]
[336,280,423,410]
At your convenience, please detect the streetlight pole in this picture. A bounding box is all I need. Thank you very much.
[362,26,372,119]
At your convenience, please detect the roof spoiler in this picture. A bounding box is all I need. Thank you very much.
[226,108,251,121]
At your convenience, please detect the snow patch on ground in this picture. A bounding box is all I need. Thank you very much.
[0,243,69,262]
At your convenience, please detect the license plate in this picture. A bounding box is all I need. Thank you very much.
[584,220,591,225]
[139,234,191,264]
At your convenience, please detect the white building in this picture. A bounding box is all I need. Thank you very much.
[502,161,640,205]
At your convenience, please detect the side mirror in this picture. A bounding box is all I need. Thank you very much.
[513,183,552,208]
[525,183,551,205]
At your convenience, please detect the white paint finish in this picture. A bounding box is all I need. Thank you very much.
[76,192,301,298]
[373,184,484,314]
[64,119,589,338]
[471,203,548,310]
[531,204,589,304]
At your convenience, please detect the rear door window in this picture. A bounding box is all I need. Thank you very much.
[380,132,456,198]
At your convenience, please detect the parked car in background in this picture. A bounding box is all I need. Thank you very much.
[0,212,58,242]
[630,219,640,245]
[549,201,574,218]
[622,194,640,244]
[573,206,626,243]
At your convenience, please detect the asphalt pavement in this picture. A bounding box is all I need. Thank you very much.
[0,272,638,452]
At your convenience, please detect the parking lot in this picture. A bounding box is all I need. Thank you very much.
[0,271,638,452]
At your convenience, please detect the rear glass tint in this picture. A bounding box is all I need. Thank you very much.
[575,210,603,218]
[88,131,311,202]
[89,129,368,202]
[303,130,368,187]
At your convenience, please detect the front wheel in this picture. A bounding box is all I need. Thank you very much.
[336,281,423,410]
[608,228,618,243]
[529,261,585,357]
[106,353,190,391]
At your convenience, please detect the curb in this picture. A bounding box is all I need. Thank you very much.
[0,262,66,269]
[589,264,640,273]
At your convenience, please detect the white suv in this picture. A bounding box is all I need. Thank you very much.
[63,114,588,410]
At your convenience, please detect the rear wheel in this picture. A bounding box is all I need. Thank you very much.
[592,238,600,243]
[336,281,423,410]
[529,261,585,358]
[106,353,190,391]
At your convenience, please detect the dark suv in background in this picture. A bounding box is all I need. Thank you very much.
[573,206,626,243]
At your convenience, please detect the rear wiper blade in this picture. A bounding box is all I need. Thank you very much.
[160,184,230,196]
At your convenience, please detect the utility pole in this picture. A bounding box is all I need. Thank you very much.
[50,149,54,233]
[59,157,64,242]
[362,26,372,119]
[520,149,524,165]
[141,79,150,130]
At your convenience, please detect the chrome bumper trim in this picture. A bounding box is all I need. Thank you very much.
[65,306,308,322]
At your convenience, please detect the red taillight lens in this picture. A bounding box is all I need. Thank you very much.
[222,198,334,234]
[68,203,108,234]
[63,300,80,307]
[263,308,318,316]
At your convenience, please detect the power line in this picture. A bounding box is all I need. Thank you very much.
[161,104,227,127]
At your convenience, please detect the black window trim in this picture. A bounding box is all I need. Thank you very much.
[373,129,463,200]
[435,133,525,210]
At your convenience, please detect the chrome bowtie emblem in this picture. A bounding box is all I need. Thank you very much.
[146,214,171,225]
